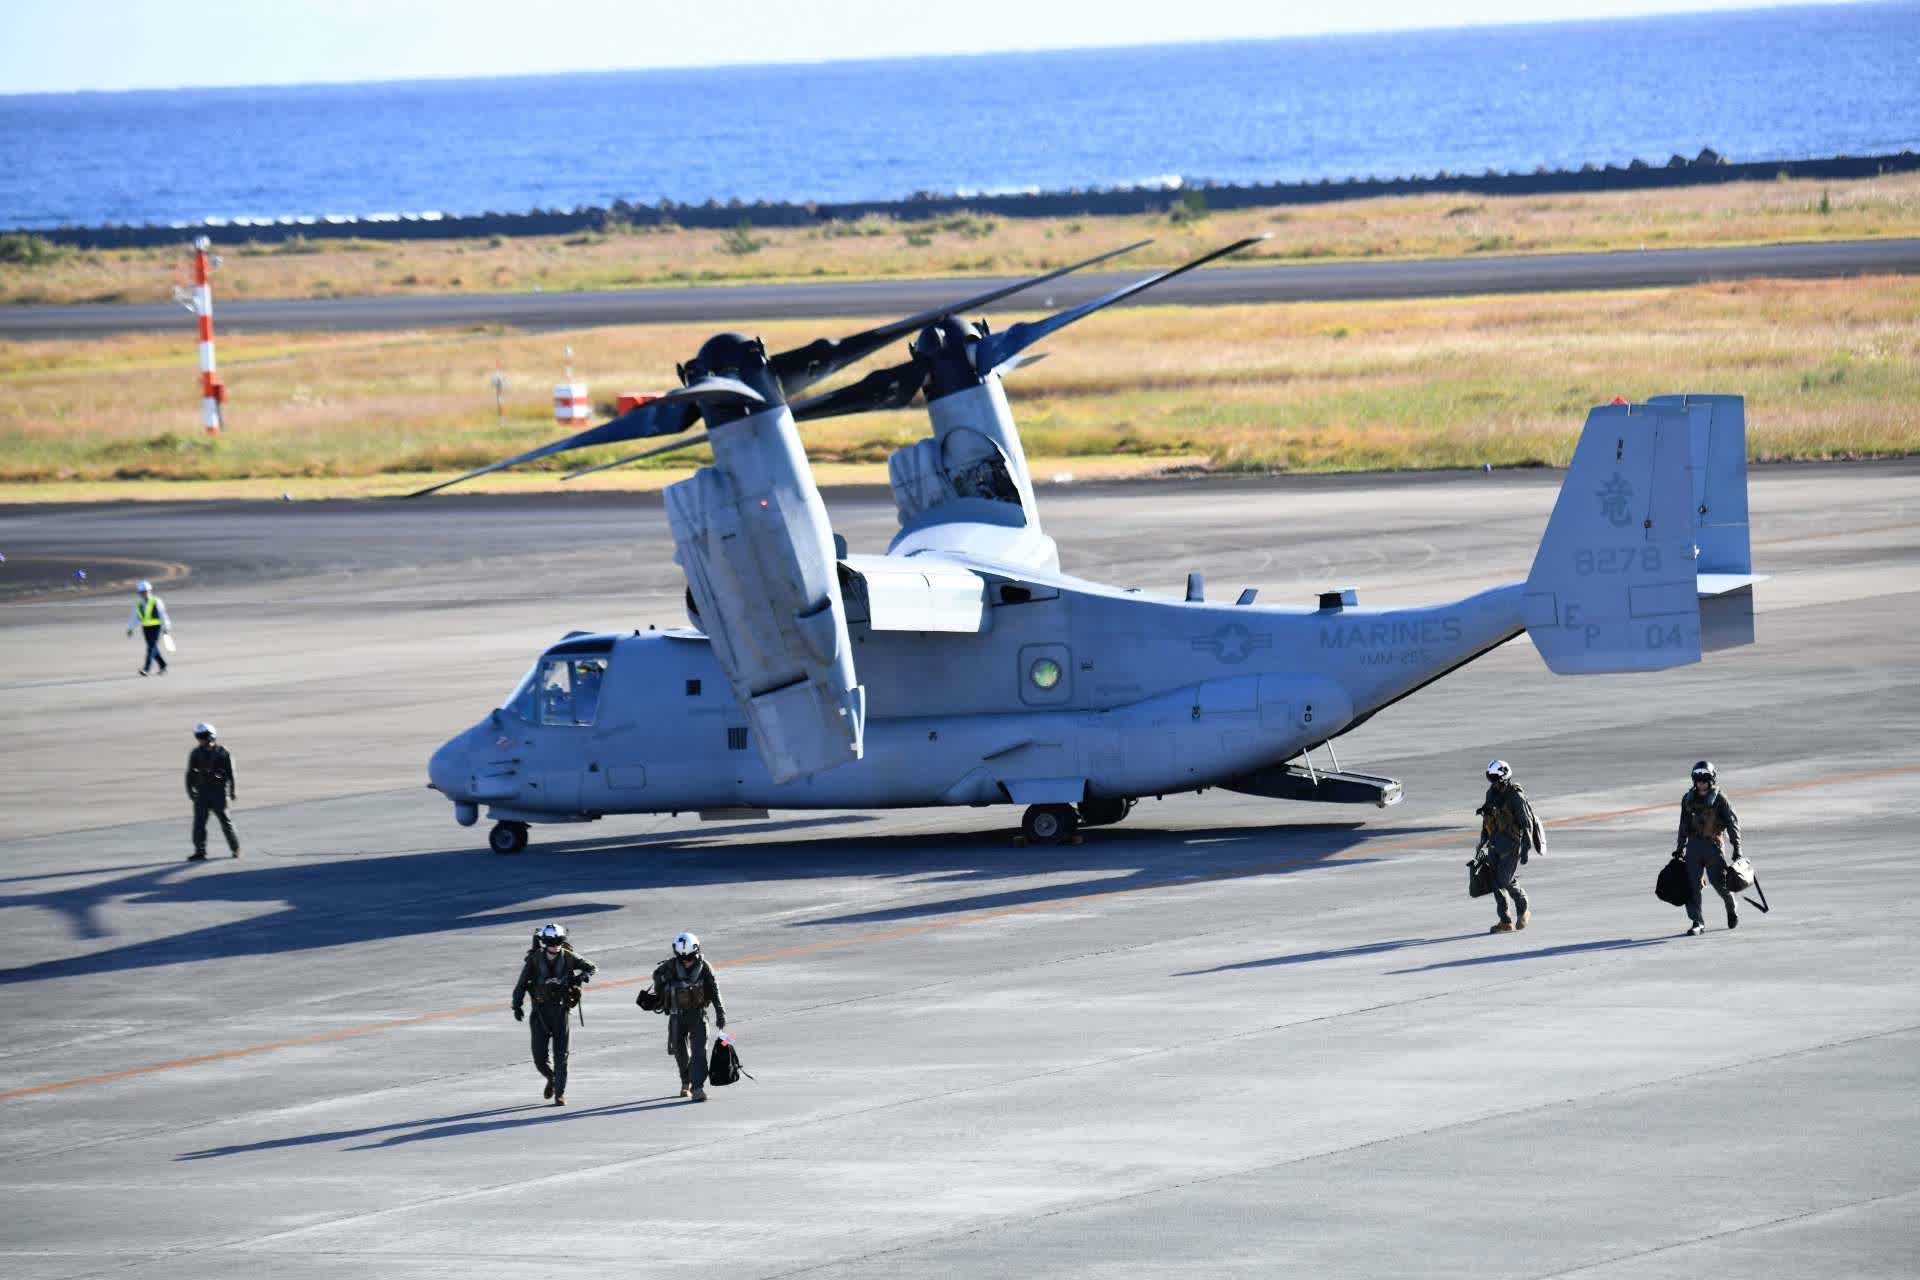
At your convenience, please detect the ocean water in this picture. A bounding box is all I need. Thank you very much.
[2,4,1917,230]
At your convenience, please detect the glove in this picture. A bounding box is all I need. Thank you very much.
[512,1006,524,1022]
[576,973,589,984]
[716,1012,727,1031]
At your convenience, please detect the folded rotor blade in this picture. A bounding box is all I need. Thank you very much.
[404,379,759,498]
[562,429,715,481]
[789,357,928,422]
[974,235,1267,377]
[768,239,1151,398]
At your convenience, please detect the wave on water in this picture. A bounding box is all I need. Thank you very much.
[1,4,1916,230]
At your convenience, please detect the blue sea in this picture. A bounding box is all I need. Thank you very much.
[2,4,1917,231]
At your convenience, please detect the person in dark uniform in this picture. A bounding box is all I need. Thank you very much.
[640,931,727,1101]
[185,723,239,861]
[1676,760,1741,936]
[511,923,597,1105]
[1476,759,1545,933]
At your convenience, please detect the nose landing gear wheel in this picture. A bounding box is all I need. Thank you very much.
[1021,803,1080,845]
[489,821,530,855]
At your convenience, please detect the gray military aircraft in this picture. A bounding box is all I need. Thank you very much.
[420,241,1761,853]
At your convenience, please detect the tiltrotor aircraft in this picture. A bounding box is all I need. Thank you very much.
[421,240,1761,853]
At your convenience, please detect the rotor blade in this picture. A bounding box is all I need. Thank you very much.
[403,381,739,498]
[974,235,1267,377]
[562,429,715,480]
[789,357,928,422]
[768,239,1151,398]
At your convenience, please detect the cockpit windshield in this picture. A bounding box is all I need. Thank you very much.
[502,637,613,727]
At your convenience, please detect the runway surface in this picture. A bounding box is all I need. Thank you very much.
[1,463,1916,1277]
[9,237,1920,338]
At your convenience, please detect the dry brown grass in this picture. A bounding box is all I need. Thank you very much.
[4,172,1918,306]
[1,274,1914,494]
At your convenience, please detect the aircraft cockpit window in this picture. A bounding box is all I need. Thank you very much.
[537,656,609,727]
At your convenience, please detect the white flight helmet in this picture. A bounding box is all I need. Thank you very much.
[537,923,568,947]
[672,931,700,958]
[1485,759,1512,783]
[136,580,153,592]
[193,722,217,739]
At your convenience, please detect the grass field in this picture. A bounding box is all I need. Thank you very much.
[1,272,1914,500]
[3,172,1919,306]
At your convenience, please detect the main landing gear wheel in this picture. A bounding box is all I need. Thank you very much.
[1077,797,1134,828]
[489,821,530,855]
[1021,804,1080,845]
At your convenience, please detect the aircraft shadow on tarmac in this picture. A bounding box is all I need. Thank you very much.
[1384,935,1672,973]
[1173,932,1491,975]
[784,821,1441,928]
[0,818,1440,987]
[176,1095,690,1161]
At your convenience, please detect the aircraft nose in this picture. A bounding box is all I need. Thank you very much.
[428,734,471,801]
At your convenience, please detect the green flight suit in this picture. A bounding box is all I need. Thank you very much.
[648,955,726,1092]
[1478,780,1545,925]
[1677,786,1741,928]
[512,945,597,1097]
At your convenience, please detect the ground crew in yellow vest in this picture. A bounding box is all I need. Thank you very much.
[185,723,240,861]
[126,581,171,676]
[640,931,727,1101]
[1676,760,1742,936]
[1476,759,1545,933]
[511,923,596,1105]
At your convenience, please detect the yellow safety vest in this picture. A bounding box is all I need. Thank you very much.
[138,596,161,626]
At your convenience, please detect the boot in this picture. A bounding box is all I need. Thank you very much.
[1489,921,1515,934]
[679,1084,692,1099]
[1516,909,1532,930]
[543,1081,554,1100]
[553,1094,565,1106]
[187,851,207,862]
[691,1087,707,1102]
[1687,922,1705,936]
[1726,904,1739,930]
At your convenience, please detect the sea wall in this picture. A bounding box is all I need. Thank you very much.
[19,150,1919,251]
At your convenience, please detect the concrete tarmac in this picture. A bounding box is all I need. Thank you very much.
[8,237,1920,338]
[1,463,1916,1277]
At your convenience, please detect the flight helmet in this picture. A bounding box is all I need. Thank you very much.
[194,723,216,740]
[1691,760,1717,784]
[673,931,700,958]
[538,923,568,948]
[1486,759,1512,784]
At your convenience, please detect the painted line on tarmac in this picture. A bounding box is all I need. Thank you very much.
[4,761,1916,1104]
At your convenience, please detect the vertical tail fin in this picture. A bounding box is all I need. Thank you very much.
[1523,395,1759,674]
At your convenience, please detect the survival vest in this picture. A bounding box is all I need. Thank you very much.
[1479,784,1534,845]
[1683,790,1727,846]
[655,958,712,1013]
[524,941,583,1007]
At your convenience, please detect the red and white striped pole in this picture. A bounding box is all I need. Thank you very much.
[553,345,588,430]
[191,236,226,433]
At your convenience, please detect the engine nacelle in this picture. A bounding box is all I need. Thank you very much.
[666,401,864,782]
